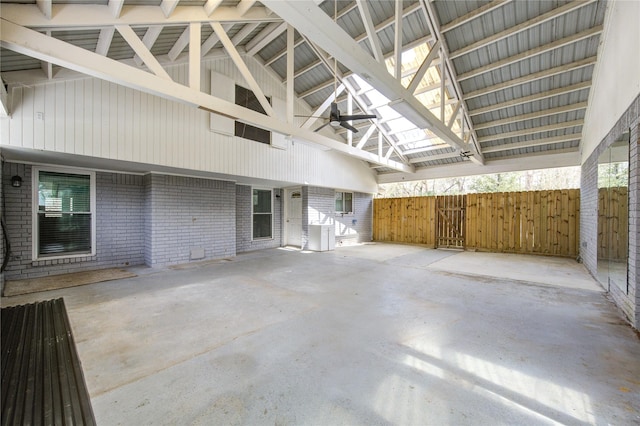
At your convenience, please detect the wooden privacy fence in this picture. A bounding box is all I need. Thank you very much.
[373,189,581,257]
[598,187,628,261]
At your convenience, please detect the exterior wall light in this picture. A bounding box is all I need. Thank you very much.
[11,175,22,187]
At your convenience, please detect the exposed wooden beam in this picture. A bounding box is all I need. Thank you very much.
[468,81,591,116]
[0,19,413,173]
[394,0,403,80]
[201,23,233,57]
[0,77,9,116]
[160,0,179,18]
[474,102,588,131]
[236,0,257,17]
[458,26,603,81]
[211,21,274,117]
[478,120,584,144]
[168,26,189,62]
[231,23,259,45]
[355,125,377,149]
[134,26,162,66]
[450,0,596,59]
[115,24,172,80]
[204,0,223,16]
[356,0,384,62]
[96,27,115,56]
[441,0,510,32]
[407,40,440,94]
[0,4,281,28]
[481,134,582,153]
[447,101,461,129]
[36,0,52,19]
[409,150,459,163]
[464,56,597,100]
[189,22,200,91]
[286,24,294,123]
[108,0,124,18]
[245,22,287,56]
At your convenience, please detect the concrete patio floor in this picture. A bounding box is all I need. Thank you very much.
[2,243,639,425]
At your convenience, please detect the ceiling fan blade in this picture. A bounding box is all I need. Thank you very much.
[339,114,377,121]
[339,121,359,133]
[330,102,339,118]
[314,121,331,132]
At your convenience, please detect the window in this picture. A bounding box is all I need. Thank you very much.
[252,188,272,239]
[235,85,271,145]
[335,192,353,214]
[33,168,95,259]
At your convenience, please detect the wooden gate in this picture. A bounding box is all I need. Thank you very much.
[436,195,465,248]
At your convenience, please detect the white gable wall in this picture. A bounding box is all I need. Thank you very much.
[0,55,378,194]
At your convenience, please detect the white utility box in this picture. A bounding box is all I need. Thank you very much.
[308,224,335,251]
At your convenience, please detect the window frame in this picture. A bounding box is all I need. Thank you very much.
[234,84,272,145]
[335,191,354,215]
[32,166,96,261]
[251,187,274,241]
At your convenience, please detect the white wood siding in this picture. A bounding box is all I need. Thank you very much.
[0,55,378,193]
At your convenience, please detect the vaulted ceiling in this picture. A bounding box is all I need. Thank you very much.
[0,0,607,179]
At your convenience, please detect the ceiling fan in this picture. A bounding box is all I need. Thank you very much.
[298,0,377,134]
[313,102,377,133]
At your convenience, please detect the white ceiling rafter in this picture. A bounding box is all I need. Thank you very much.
[108,0,124,18]
[477,120,584,144]
[303,38,410,164]
[440,0,510,33]
[481,134,583,153]
[419,0,483,163]
[160,0,180,18]
[394,0,403,80]
[449,0,597,59]
[0,4,280,28]
[168,26,190,62]
[201,23,233,57]
[115,24,172,80]
[236,0,257,17]
[468,81,591,116]
[204,0,224,16]
[409,151,460,164]
[245,22,287,56]
[474,102,588,131]
[457,25,603,82]
[189,22,200,91]
[211,22,275,117]
[231,23,260,45]
[36,0,51,20]
[464,56,597,100]
[406,39,440,94]
[134,26,163,67]
[355,0,384,63]
[301,84,345,130]
[0,19,412,173]
[96,27,115,56]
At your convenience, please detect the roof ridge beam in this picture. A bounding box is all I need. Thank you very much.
[474,102,588,131]
[464,56,596,100]
[458,25,603,81]
[450,0,596,59]
[468,81,591,116]
[478,119,584,143]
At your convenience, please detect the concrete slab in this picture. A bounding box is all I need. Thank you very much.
[2,243,638,425]
[428,251,602,292]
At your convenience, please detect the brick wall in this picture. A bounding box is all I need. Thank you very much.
[581,94,639,328]
[236,185,282,253]
[2,164,145,280]
[301,186,335,250]
[145,174,236,266]
[335,192,373,246]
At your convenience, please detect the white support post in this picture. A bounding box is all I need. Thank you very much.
[440,46,445,122]
[211,21,275,117]
[189,22,200,91]
[41,30,53,79]
[378,132,383,158]
[394,0,403,80]
[286,24,295,123]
